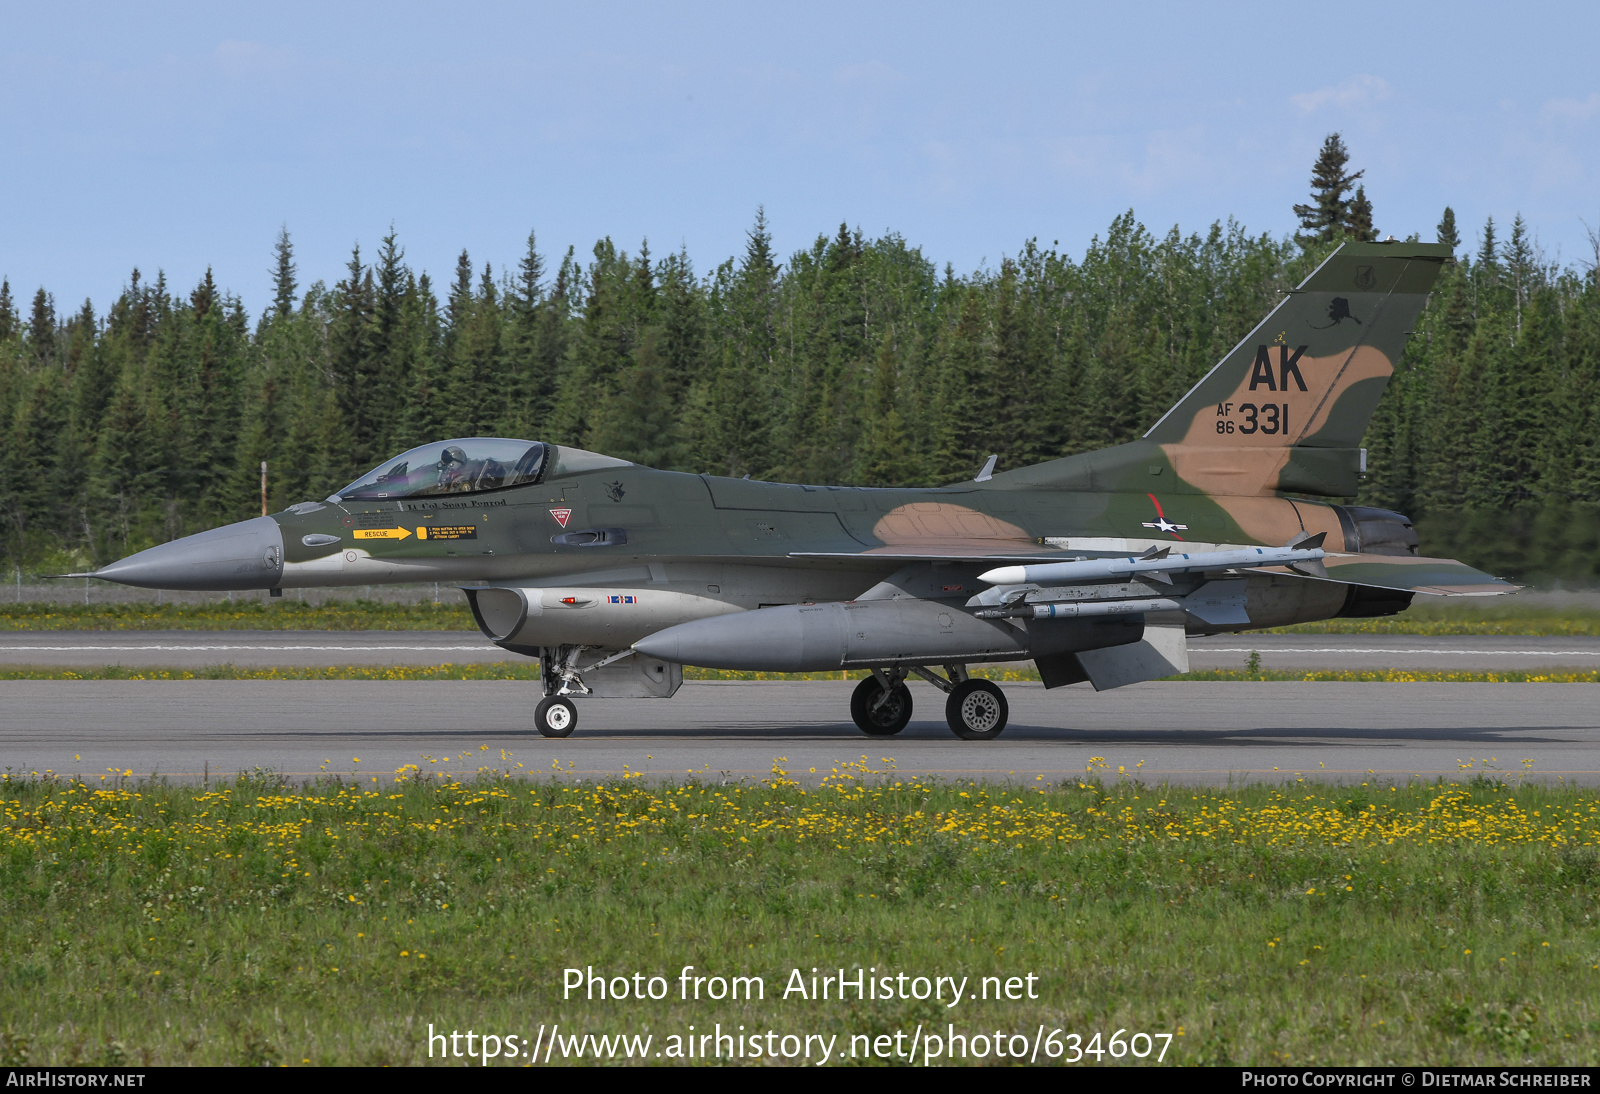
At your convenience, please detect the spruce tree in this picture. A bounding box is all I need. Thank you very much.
[1504,214,1534,334]
[328,245,377,476]
[1477,217,1498,270]
[371,228,408,452]
[270,226,297,321]
[28,288,56,364]
[1347,185,1377,242]
[0,279,15,341]
[1293,133,1364,246]
[1436,207,1461,260]
[500,230,546,435]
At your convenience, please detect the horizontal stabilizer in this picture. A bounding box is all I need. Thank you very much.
[1271,553,1516,596]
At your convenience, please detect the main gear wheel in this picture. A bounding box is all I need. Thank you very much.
[850,676,913,736]
[946,679,1008,740]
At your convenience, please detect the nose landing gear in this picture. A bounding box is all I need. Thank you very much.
[534,696,578,738]
[533,644,620,738]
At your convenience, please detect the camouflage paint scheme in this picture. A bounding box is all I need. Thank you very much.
[86,241,1512,723]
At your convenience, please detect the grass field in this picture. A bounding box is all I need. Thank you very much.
[1273,601,1600,637]
[2,766,1597,1066]
[0,599,474,631]
[2,597,1599,635]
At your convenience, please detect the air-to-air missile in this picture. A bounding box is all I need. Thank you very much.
[974,534,1327,588]
[71,241,1516,741]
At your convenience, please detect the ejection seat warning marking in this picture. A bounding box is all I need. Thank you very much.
[550,508,573,527]
[351,525,477,541]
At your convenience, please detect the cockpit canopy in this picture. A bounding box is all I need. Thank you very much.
[331,438,547,502]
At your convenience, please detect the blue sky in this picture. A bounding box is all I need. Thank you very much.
[3,1,1598,316]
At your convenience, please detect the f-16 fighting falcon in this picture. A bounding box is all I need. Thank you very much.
[76,241,1513,740]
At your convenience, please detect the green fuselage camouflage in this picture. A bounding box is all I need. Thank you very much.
[83,241,1511,739]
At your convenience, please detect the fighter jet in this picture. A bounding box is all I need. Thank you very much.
[79,241,1512,739]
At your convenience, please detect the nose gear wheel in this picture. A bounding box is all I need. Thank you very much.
[850,675,913,736]
[946,679,1008,740]
[535,696,577,738]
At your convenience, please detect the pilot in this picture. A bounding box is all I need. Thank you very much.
[437,445,475,492]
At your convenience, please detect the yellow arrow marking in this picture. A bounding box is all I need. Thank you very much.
[352,527,413,540]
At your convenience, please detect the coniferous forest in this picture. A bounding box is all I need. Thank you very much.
[2,135,1598,581]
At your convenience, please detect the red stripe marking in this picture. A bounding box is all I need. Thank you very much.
[1146,493,1185,541]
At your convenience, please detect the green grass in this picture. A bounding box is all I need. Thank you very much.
[0,599,475,631]
[1,597,1597,635]
[2,768,1598,1066]
[1274,602,1600,636]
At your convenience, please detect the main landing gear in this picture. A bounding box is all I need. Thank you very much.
[848,666,1010,740]
[850,672,914,736]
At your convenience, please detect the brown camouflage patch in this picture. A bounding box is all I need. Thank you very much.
[873,502,1032,546]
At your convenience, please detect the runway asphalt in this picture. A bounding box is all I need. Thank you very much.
[2,679,1596,787]
[1,631,1598,671]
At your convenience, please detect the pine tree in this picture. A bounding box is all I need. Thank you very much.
[1293,133,1365,246]
[371,228,408,452]
[270,226,297,321]
[395,271,446,449]
[1347,185,1377,242]
[856,335,922,484]
[596,329,682,468]
[28,288,56,364]
[0,280,16,341]
[501,229,546,435]
[328,245,377,476]
[1436,207,1461,261]
[443,262,502,438]
[1504,214,1535,334]
[1477,217,1498,270]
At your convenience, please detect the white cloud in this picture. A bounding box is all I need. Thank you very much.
[1542,92,1600,122]
[1290,74,1391,113]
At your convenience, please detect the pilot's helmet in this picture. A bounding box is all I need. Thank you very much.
[440,445,468,468]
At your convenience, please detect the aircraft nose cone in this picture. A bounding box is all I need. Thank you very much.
[92,516,286,591]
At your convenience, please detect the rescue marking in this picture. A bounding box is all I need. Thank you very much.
[550,508,573,527]
[352,527,412,540]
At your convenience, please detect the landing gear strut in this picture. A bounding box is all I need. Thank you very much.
[533,644,634,738]
[850,670,913,736]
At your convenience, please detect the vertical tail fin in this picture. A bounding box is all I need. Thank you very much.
[1143,240,1448,496]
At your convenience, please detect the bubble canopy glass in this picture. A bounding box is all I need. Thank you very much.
[331,438,547,501]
